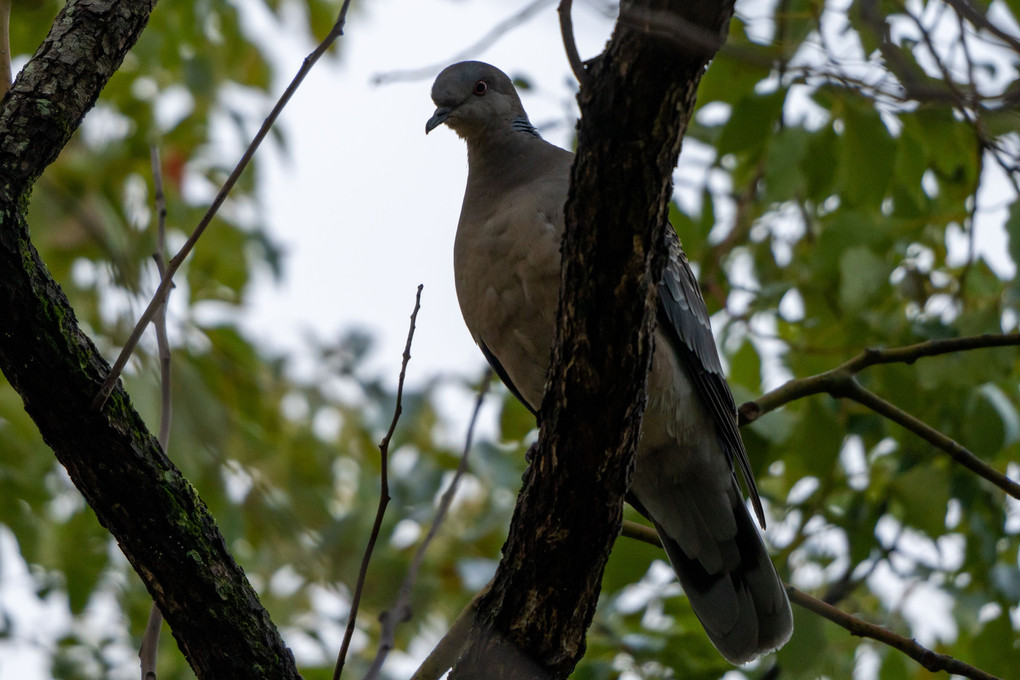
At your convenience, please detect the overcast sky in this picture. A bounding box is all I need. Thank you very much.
[241,0,616,387]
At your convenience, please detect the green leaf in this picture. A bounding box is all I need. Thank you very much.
[804,125,838,202]
[963,384,1018,458]
[776,601,828,674]
[763,126,810,203]
[837,99,897,208]
[498,390,536,443]
[728,338,762,393]
[839,246,892,311]
[969,613,1020,677]
[717,89,787,157]
[1007,199,1020,303]
[889,462,950,538]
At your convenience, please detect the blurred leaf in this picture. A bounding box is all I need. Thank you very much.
[836,98,897,208]
[888,462,949,538]
[839,246,892,312]
[717,89,787,158]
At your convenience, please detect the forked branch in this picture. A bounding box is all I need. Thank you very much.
[738,334,1020,499]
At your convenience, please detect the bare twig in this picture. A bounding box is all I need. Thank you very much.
[738,334,1020,499]
[151,145,172,450]
[836,334,1020,373]
[333,285,423,680]
[558,0,587,85]
[363,369,492,680]
[371,0,555,85]
[92,0,355,410]
[785,585,1002,680]
[139,145,172,680]
[844,381,1020,498]
[943,0,1020,54]
[620,521,1001,680]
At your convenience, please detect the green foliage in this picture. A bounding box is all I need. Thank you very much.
[664,1,1020,677]
[1,0,1018,678]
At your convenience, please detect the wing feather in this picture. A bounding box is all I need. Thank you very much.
[657,227,766,528]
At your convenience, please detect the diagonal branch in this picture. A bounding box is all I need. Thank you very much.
[739,334,1020,499]
[785,585,1001,680]
[92,0,354,409]
[842,381,1019,498]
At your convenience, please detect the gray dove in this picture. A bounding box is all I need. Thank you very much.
[426,61,793,665]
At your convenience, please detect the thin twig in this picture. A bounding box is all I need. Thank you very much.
[620,521,1001,680]
[738,334,1020,499]
[371,0,555,85]
[844,381,1020,498]
[92,0,355,410]
[558,0,587,85]
[333,285,423,680]
[151,145,172,450]
[139,144,172,680]
[786,585,1002,680]
[837,334,1020,373]
[363,369,492,680]
[943,0,1020,55]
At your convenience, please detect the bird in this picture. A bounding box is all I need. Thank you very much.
[425,61,793,665]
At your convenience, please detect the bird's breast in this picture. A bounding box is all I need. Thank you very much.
[454,202,562,408]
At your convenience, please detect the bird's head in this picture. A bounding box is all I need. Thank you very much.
[425,61,534,140]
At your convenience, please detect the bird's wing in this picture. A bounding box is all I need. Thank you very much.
[657,226,766,527]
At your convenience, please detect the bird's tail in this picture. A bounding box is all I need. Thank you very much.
[651,485,793,665]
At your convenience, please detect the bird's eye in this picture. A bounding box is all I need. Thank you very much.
[473,80,488,96]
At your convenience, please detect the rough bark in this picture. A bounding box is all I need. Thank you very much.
[449,1,734,677]
[0,0,299,678]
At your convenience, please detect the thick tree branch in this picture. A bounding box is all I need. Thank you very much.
[739,334,1020,499]
[0,0,301,677]
[448,1,734,677]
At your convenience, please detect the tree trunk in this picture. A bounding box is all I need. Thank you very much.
[449,1,734,677]
[0,0,299,677]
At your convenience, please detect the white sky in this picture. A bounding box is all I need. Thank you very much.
[241,0,615,386]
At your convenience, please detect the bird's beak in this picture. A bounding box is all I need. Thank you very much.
[425,106,452,134]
